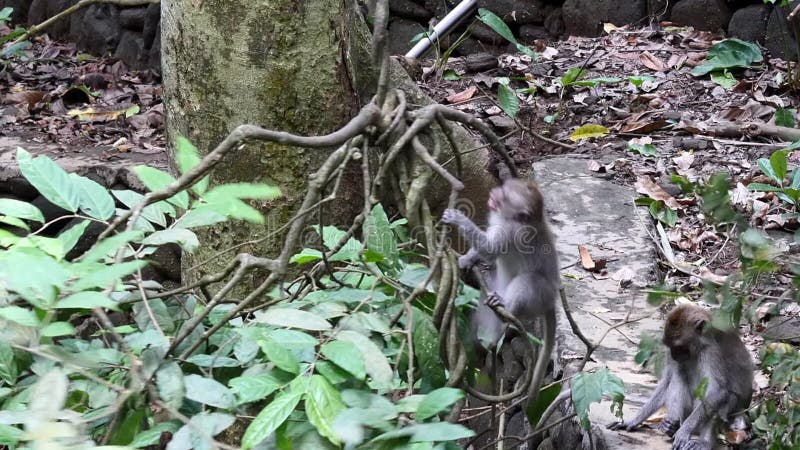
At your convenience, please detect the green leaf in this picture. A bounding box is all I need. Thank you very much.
[57,291,120,311]
[691,38,763,76]
[175,136,209,195]
[173,208,227,229]
[478,8,521,47]
[413,309,446,392]
[306,374,346,445]
[16,148,80,212]
[57,220,90,256]
[256,308,332,331]
[525,381,562,425]
[259,339,300,374]
[775,108,797,128]
[627,75,656,87]
[560,67,586,86]
[364,204,398,266]
[338,330,393,388]
[321,340,366,380]
[0,247,68,305]
[0,198,43,222]
[169,412,235,450]
[710,70,737,89]
[205,183,282,202]
[0,306,40,327]
[290,248,324,264]
[202,197,264,224]
[70,260,147,291]
[497,80,520,118]
[442,69,460,81]
[69,173,115,220]
[372,422,475,443]
[242,380,306,449]
[112,190,166,227]
[156,362,184,410]
[747,182,783,192]
[0,423,23,445]
[570,124,609,141]
[770,149,789,182]
[416,388,465,420]
[0,215,28,231]
[230,372,287,404]
[627,142,659,157]
[78,230,143,263]
[571,368,625,429]
[0,341,19,385]
[317,225,362,261]
[41,321,76,337]
[129,421,181,448]
[186,354,241,368]
[133,165,189,209]
[184,374,236,409]
[143,228,199,252]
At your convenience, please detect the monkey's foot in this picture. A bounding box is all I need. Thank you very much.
[607,420,637,432]
[441,208,466,225]
[658,418,680,437]
[673,439,711,450]
[485,292,503,308]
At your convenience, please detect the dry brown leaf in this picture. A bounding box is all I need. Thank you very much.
[620,120,669,134]
[578,245,595,271]
[672,152,694,171]
[446,85,477,103]
[639,51,668,71]
[635,176,682,209]
[3,90,47,109]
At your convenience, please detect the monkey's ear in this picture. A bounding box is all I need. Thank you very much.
[695,318,707,333]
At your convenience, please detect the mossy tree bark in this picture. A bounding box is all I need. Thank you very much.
[161,0,376,291]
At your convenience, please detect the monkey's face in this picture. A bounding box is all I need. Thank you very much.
[488,179,542,222]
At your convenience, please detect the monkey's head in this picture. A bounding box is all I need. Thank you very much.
[662,304,712,363]
[488,179,544,223]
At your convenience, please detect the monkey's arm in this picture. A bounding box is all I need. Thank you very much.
[672,385,728,450]
[608,368,672,431]
[442,209,506,258]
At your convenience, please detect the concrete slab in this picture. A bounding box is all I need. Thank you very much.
[534,157,672,450]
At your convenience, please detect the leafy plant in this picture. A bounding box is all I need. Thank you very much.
[477,8,536,58]
[747,143,800,208]
[635,197,678,227]
[0,7,29,59]
[691,38,763,77]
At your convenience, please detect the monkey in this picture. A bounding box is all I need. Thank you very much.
[609,303,753,450]
[442,177,560,406]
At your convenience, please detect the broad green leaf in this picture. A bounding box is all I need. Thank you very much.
[169,412,235,450]
[204,183,281,202]
[230,372,288,404]
[78,230,143,263]
[757,158,780,184]
[108,407,146,445]
[133,165,189,209]
[317,225,362,261]
[129,421,181,448]
[776,108,797,128]
[186,354,240,368]
[0,247,68,305]
[20,235,64,259]
[256,308,332,331]
[560,67,586,86]
[184,374,236,409]
[0,423,23,445]
[573,77,622,87]
[321,340,366,380]
[413,309,446,391]
[571,367,625,429]
[363,204,398,266]
[69,173,115,220]
[259,339,300,374]
[17,148,80,212]
[0,215,28,231]
[627,75,656,87]
[41,321,76,337]
[306,374,345,445]
[0,341,19,385]
[143,228,199,252]
[691,38,763,76]
[57,291,120,311]
[338,330,393,387]
[0,306,40,327]
[442,69,460,81]
[175,136,209,195]
[416,388,465,420]
[303,287,392,305]
[112,190,166,227]
[570,124,609,142]
[290,248,324,264]
[242,380,307,449]
[497,80,520,118]
[710,70,737,89]
[173,208,227,229]
[747,182,783,192]
[627,142,658,157]
[525,381,562,426]
[372,422,475,443]
[0,198,43,222]
[156,362,184,410]
[477,8,534,58]
[770,149,789,182]
[70,260,147,291]
[315,361,352,385]
[57,220,90,256]
[202,197,264,224]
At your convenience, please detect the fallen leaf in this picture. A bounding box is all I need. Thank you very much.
[446,85,477,103]
[3,90,47,110]
[635,176,682,209]
[639,51,668,71]
[578,245,595,271]
[570,124,609,141]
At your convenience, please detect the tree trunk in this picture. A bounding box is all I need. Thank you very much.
[161,0,375,289]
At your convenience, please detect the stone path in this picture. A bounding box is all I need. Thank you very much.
[535,157,672,450]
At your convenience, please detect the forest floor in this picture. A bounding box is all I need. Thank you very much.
[3,23,800,446]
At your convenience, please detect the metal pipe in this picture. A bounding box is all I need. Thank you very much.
[405,0,477,59]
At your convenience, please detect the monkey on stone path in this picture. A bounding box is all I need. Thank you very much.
[609,303,753,450]
[442,178,560,405]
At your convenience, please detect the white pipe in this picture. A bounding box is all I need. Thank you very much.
[405,0,477,59]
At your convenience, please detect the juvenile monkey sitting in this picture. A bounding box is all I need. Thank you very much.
[609,304,753,450]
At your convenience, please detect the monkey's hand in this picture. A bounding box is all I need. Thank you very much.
[658,418,679,437]
[607,420,639,432]
[672,426,694,450]
[442,208,467,226]
[458,249,479,270]
[485,292,504,308]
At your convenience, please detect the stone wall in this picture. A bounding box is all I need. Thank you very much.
[1,0,799,68]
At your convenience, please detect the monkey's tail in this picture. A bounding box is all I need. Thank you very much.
[526,310,556,411]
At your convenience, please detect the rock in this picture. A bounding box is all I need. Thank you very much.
[519,24,550,43]
[562,0,647,37]
[477,0,547,24]
[469,21,507,45]
[148,26,161,72]
[0,0,30,23]
[62,218,106,260]
[149,243,182,282]
[728,4,769,44]
[142,3,160,50]
[79,4,121,56]
[670,0,732,32]
[762,315,800,344]
[388,18,426,56]
[765,1,800,60]
[28,0,75,40]
[114,30,146,69]
[119,6,147,31]
[487,115,516,132]
[451,36,506,56]
[67,6,86,42]
[389,0,433,21]
[544,7,565,37]
[30,195,70,233]
[464,52,498,72]
[0,176,38,200]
